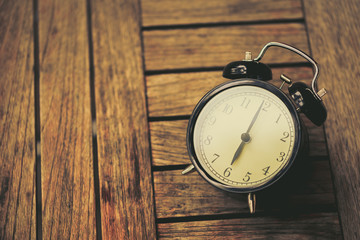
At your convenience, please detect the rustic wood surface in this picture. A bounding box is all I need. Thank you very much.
[304,0,360,239]
[147,67,314,117]
[157,212,341,239]
[38,0,96,238]
[141,0,303,27]
[2,0,358,239]
[90,0,156,238]
[143,23,308,71]
[154,160,335,218]
[0,0,36,239]
[144,3,342,239]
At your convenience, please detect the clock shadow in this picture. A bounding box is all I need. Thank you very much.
[256,152,315,212]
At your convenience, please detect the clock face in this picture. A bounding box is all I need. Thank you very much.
[190,80,300,192]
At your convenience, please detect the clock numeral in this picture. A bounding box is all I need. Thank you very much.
[243,172,252,182]
[204,135,213,145]
[240,97,251,108]
[276,152,286,162]
[223,104,233,114]
[211,153,220,163]
[275,114,281,123]
[280,131,290,142]
[224,167,232,177]
[262,166,270,176]
[208,116,216,125]
[262,101,271,112]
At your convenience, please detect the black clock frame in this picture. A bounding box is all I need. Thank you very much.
[186,78,304,193]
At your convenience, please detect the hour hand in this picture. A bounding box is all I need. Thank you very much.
[231,141,245,165]
[231,101,264,165]
[231,133,250,165]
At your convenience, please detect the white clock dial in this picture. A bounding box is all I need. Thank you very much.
[193,85,296,189]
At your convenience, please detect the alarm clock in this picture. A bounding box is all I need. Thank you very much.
[183,42,327,213]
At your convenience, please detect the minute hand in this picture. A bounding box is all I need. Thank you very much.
[245,100,265,134]
[230,100,265,165]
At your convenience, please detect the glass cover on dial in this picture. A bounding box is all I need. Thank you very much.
[193,85,296,189]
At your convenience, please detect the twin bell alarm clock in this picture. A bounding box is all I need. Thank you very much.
[182,42,327,213]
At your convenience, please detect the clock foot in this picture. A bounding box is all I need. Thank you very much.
[181,164,195,175]
[248,192,256,214]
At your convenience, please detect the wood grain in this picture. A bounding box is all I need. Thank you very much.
[0,0,36,239]
[303,0,360,239]
[154,159,335,218]
[141,0,303,27]
[158,212,341,239]
[90,0,156,238]
[143,23,308,71]
[147,67,314,117]
[38,0,96,238]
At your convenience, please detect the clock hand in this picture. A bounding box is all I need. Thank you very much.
[231,100,265,165]
[231,140,246,165]
[245,100,265,134]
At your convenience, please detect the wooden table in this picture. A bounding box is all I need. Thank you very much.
[1,0,359,239]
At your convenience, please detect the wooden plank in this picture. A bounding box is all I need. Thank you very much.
[150,117,327,167]
[147,67,314,117]
[141,0,303,27]
[38,0,96,238]
[0,0,36,239]
[90,0,156,238]
[143,23,308,71]
[303,1,360,239]
[158,212,341,239]
[154,160,335,218]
